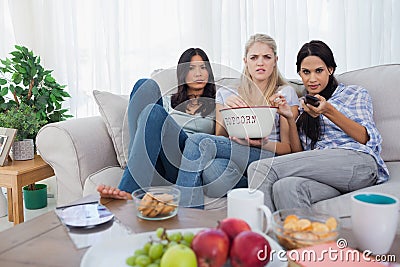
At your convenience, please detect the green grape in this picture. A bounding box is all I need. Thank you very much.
[168,232,182,242]
[126,255,137,266]
[135,255,151,267]
[147,263,159,267]
[153,259,161,264]
[167,241,178,248]
[180,240,191,247]
[183,232,195,244]
[155,227,165,239]
[134,248,147,256]
[143,242,152,254]
[149,243,164,260]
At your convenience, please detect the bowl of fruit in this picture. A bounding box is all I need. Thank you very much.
[132,186,180,220]
[271,208,339,250]
[81,217,286,267]
[125,218,281,267]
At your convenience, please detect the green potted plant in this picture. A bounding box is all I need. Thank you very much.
[0,103,46,160]
[0,104,48,209]
[0,45,72,123]
[0,45,72,209]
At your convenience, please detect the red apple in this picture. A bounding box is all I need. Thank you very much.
[217,218,251,241]
[230,231,271,267]
[191,228,230,267]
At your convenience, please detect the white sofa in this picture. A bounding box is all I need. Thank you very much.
[36,64,400,219]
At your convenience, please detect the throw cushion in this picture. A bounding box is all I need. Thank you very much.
[93,90,130,168]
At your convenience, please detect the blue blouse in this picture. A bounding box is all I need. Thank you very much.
[299,83,389,183]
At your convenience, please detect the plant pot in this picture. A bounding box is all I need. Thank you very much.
[11,139,34,160]
[23,184,47,210]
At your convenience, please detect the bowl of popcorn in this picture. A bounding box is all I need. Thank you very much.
[271,208,339,250]
[132,186,180,221]
[220,106,277,138]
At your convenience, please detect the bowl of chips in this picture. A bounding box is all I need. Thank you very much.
[271,208,339,250]
[132,186,180,221]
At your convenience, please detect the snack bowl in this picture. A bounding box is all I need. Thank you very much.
[132,186,180,221]
[271,208,339,250]
[220,106,277,138]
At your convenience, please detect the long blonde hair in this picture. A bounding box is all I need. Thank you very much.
[238,33,287,106]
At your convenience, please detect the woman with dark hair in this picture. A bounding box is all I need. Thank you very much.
[175,34,300,208]
[97,48,217,199]
[247,40,389,211]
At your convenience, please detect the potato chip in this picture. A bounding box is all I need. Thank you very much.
[325,216,338,230]
[284,214,299,224]
[296,219,312,231]
[311,222,330,234]
[283,221,297,231]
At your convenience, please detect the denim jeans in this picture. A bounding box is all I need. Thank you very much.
[176,133,275,208]
[118,79,188,193]
[202,158,248,198]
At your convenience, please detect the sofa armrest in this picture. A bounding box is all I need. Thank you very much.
[36,116,119,206]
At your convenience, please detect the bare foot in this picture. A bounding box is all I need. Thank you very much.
[96,184,133,200]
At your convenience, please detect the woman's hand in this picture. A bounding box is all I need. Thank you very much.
[303,94,369,144]
[229,136,269,148]
[302,94,332,118]
[269,93,293,119]
[225,95,247,107]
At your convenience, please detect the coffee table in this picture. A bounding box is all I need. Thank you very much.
[0,198,398,266]
[0,197,227,266]
[0,154,54,224]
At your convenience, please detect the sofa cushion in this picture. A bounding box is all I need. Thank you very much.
[93,90,130,168]
[337,64,400,161]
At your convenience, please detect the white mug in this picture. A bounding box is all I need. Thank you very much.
[351,192,399,254]
[227,188,272,232]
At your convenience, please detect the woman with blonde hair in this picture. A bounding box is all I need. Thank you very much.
[175,33,300,208]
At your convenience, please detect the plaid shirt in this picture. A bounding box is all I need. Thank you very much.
[300,83,389,183]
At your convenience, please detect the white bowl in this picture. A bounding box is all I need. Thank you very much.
[220,106,277,138]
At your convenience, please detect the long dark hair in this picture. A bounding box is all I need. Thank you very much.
[171,48,216,117]
[296,40,338,149]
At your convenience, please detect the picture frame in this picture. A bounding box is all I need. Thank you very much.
[0,127,17,166]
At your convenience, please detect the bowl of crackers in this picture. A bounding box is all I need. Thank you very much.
[132,186,180,221]
[271,208,339,250]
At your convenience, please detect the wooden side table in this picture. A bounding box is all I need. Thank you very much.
[0,154,54,224]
